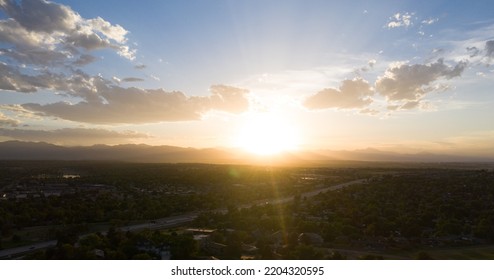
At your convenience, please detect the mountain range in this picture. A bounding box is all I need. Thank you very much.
[0,141,492,164]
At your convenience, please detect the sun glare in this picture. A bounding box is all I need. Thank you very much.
[235,113,300,155]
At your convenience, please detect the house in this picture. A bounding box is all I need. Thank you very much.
[202,239,227,256]
[93,249,105,259]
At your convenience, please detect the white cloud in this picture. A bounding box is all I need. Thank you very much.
[443,23,494,64]
[421,18,439,25]
[117,45,136,61]
[387,12,414,29]
[149,75,160,81]
[87,17,128,44]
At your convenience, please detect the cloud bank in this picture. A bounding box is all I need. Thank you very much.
[0,0,250,125]
[22,84,250,124]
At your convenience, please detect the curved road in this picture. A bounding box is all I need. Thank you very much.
[0,178,366,259]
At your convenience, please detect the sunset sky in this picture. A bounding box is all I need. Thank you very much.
[0,0,493,157]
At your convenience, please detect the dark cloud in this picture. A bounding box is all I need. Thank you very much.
[467,46,480,58]
[303,78,374,110]
[0,62,84,93]
[375,59,467,102]
[73,54,97,66]
[0,0,78,33]
[485,40,494,58]
[0,63,37,92]
[0,0,133,68]
[0,47,70,66]
[134,64,146,70]
[0,127,149,145]
[121,77,145,83]
[66,32,112,51]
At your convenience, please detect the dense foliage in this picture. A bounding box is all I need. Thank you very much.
[2,161,494,259]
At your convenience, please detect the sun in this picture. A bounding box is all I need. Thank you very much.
[235,112,300,155]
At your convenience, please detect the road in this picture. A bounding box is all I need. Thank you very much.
[0,240,57,259]
[242,178,367,208]
[0,178,366,259]
[119,212,200,232]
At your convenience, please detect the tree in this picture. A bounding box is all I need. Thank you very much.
[293,244,323,260]
[170,234,197,259]
[416,251,433,260]
[132,253,152,260]
[224,232,242,259]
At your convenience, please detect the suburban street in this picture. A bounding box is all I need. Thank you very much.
[0,178,366,259]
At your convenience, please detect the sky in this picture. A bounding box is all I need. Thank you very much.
[0,0,493,157]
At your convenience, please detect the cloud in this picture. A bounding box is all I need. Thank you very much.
[73,54,98,66]
[121,77,145,83]
[485,40,494,59]
[0,104,41,119]
[466,46,481,58]
[368,59,377,68]
[149,75,160,81]
[421,18,438,25]
[303,78,374,110]
[134,64,146,70]
[387,100,421,111]
[359,108,379,116]
[22,84,250,124]
[0,62,37,92]
[0,112,20,127]
[0,0,134,68]
[375,59,467,102]
[0,0,79,33]
[387,12,414,29]
[0,61,93,93]
[117,45,136,61]
[208,85,250,114]
[87,16,128,44]
[0,127,150,145]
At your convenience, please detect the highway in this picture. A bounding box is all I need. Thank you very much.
[0,178,366,259]
[242,178,367,208]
